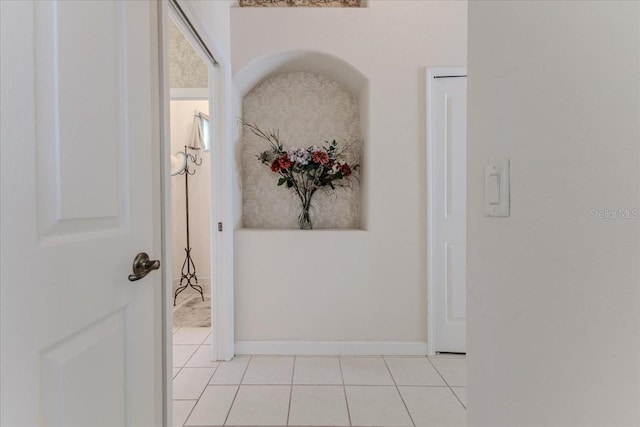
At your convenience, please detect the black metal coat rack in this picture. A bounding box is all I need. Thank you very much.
[174,145,205,306]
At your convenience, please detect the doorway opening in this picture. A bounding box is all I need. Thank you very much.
[168,19,212,327]
[160,1,236,422]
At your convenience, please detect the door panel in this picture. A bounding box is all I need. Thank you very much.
[36,0,126,240]
[41,310,127,427]
[430,72,467,353]
[0,1,161,426]
[445,94,467,219]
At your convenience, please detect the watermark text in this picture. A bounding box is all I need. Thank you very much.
[588,209,639,220]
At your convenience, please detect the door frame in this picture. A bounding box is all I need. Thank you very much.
[426,67,467,356]
[158,1,235,423]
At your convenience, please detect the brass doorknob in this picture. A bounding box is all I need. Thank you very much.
[128,252,161,282]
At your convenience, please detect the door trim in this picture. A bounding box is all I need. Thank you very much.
[426,67,467,356]
[158,2,236,425]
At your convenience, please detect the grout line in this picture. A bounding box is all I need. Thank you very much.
[222,356,252,426]
[206,383,403,387]
[173,366,183,380]
[286,355,296,425]
[337,357,352,426]
[180,367,219,427]
[382,356,416,427]
[174,399,198,427]
[181,344,203,368]
[426,355,466,409]
[450,386,467,410]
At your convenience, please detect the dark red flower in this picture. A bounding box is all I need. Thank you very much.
[339,163,352,177]
[279,155,293,170]
[271,154,293,172]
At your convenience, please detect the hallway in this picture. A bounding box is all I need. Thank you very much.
[172,327,466,427]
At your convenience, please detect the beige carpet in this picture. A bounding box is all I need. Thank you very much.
[173,294,211,327]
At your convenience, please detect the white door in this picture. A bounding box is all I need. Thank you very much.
[428,69,467,353]
[0,1,162,426]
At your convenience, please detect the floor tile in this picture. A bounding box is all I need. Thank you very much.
[184,385,238,426]
[452,387,467,408]
[173,400,196,427]
[289,386,350,426]
[242,356,294,385]
[173,368,216,400]
[429,356,466,386]
[384,357,446,386]
[345,386,413,427]
[293,356,343,385]
[185,345,220,368]
[341,357,395,385]
[225,385,290,426]
[399,386,466,427]
[209,356,251,385]
[174,345,199,368]
[173,327,211,345]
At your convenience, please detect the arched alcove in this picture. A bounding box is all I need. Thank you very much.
[235,51,370,229]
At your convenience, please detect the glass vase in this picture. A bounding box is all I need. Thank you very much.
[297,190,315,230]
[298,206,313,230]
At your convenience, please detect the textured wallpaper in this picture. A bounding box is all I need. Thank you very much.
[239,0,361,6]
[168,21,208,89]
[242,72,362,229]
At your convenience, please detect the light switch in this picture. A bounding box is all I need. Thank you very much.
[487,173,500,205]
[484,159,510,217]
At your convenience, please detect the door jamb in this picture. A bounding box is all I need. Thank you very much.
[426,67,467,356]
[158,2,235,425]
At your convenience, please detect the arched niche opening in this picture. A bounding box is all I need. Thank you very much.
[235,51,370,230]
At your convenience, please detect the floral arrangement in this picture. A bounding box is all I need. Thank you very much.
[241,120,359,229]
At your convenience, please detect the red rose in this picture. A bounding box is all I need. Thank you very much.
[339,163,352,177]
[278,154,293,170]
[272,154,292,172]
[311,150,329,165]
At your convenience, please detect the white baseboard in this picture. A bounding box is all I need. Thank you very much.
[234,341,428,356]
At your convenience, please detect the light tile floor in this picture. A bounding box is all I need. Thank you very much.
[173,327,466,427]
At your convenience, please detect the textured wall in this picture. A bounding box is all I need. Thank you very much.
[168,20,208,89]
[242,72,361,229]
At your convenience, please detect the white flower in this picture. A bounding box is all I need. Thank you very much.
[287,147,310,165]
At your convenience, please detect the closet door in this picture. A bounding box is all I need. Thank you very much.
[429,69,467,353]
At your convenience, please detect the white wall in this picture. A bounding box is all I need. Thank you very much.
[467,2,640,425]
[231,1,467,349]
[179,0,234,64]
[170,99,212,296]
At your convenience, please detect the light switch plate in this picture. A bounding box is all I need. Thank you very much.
[484,159,510,217]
